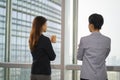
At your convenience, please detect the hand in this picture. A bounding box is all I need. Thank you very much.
[51,35,56,43]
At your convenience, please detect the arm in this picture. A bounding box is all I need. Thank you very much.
[77,38,85,61]
[106,38,111,58]
[45,38,56,61]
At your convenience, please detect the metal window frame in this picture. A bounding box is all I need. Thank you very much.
[5,0,12,80]
[60,0,67,79]
[72,0,78,80]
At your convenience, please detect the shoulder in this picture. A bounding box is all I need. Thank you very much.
[101,34,111,42]
[40,34,49,40]
[38,35,51,44]
[41,35,51,43]
[80,34,91,41]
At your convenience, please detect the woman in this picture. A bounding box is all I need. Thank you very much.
[29,16,56,80]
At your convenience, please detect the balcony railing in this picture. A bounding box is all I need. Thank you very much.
[0,62,120,80]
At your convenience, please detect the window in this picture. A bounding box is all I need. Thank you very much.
[0,0,6,80]
[10,0,62,80]
[78,0,120,66]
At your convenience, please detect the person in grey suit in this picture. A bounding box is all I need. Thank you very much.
[77,13,111,80]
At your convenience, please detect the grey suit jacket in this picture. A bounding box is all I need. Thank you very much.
[77,32,111,80]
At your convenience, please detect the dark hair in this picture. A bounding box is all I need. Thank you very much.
[29,16,47,51]
[89,13,104,30]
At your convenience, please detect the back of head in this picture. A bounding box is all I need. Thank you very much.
[89,13,104,30]
[29,16,47,51]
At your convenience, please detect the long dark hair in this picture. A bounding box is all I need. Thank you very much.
[29,16,47,51]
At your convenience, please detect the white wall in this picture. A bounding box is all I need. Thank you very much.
[78,0,120,65]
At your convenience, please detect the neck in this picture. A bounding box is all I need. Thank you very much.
[91,29,100,32]
[40,32,43,35]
